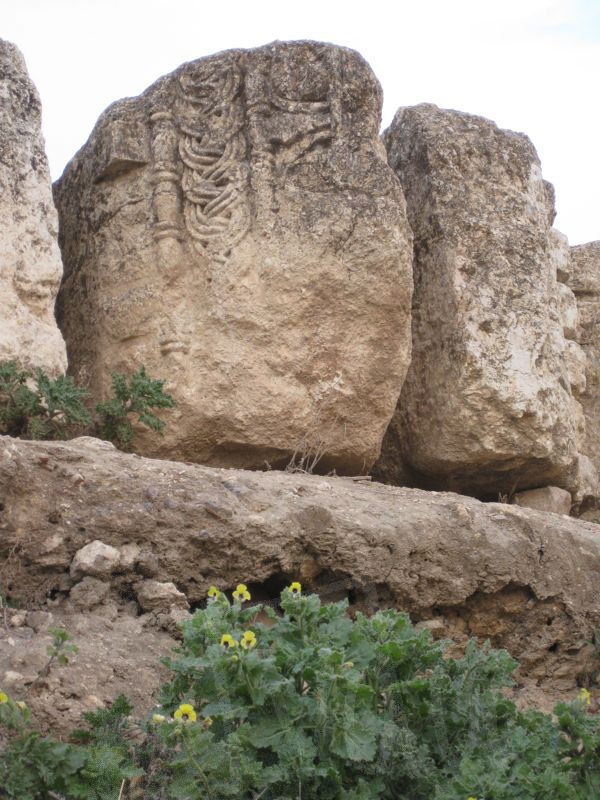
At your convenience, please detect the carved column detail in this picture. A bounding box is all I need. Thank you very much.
[176,57,250,266]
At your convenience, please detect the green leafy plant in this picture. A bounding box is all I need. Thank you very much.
[25,627,79,700]
[141,585,599,799]
[44,626,79,672]
[0,590,598,799]
[0,361,90,439]
[0,691,139,800]
[95,365,176,449]
[0,360,176,449]
[0,361,38,436]
[70,695,144,798]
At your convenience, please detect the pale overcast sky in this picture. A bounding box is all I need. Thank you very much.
[2,0,598,244]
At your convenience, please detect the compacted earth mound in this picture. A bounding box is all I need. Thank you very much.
[1,436,599,734]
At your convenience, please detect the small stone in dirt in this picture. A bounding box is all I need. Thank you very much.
[9,611,27,627]
[136,550,160,577]
[69,577,111,610]
[3,670,24,685]
[70,540,121,579]
[512,486,572,516]
[119,543,141,571]
[135,580,189,612]
[204,502,233,521]
[26,610,54,633]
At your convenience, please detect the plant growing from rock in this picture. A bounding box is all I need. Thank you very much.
[95,365,176,450]
[0,360,176,449]
[0,360,90,439]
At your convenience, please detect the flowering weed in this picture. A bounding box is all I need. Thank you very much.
[0,586,598,798]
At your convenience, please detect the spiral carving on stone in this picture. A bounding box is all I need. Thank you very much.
[176,57,250,265]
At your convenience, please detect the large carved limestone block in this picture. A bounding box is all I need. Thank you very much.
[0,39,66,374]
[568,242,600,516]
[376,104,582,495]
[55,42,413,471]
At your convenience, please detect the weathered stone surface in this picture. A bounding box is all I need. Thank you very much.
[1,435,599,699]
[70,540,121,579]
[0,608,174,737]
[69,577,111,609]
[557,282,578,340]
[512,486,572,516]
[0,39,66,374]
[549,229,571,284]
[375,104,582,496]
[564,340,587,397]
[25,610,54,633]
[54,41,413,473]
[135,579,189,612]
[568,242,600,517]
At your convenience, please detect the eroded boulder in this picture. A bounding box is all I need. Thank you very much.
[375,104,583,496]
[54,41,413,473]
[0,39,66,374]
[135,579,189,612]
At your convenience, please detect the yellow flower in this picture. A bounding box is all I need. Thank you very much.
[16,701,27,711]
[174,703,197,723]
[152,713,166,724]
[578,687,591,706]
[0,692,8,704]
[289,581,302,595]
[241,630,257,650]
[232,583,251,602]
[207,585,221,600]
[202,716,213,729]
[221,633,238,649]
[342,661,354,669]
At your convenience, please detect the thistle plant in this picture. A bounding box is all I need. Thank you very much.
[95,365,176,449]
[0,360,90,439]
[0,360,176,450]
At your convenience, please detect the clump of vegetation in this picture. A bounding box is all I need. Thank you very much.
[96,365,176,450]
[0,360,90,439]
[0,692,140,800]
[1,586,598,799]
[0,360,175,450]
